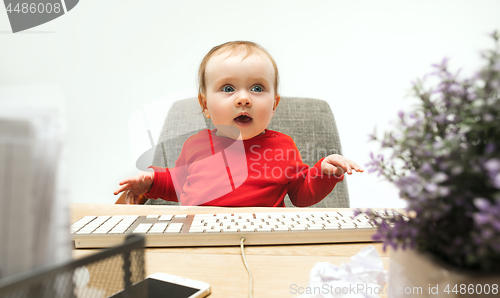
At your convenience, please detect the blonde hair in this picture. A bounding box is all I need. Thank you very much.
[198,41,280,108]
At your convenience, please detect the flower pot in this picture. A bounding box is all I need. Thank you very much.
[389,249,500,298]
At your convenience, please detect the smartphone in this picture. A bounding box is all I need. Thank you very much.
[110,273,211,298]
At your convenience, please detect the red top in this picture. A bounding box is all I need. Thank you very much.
[145,129,343,207]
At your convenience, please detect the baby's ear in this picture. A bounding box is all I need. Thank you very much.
[273,94,281,113]
[198,93,210,119]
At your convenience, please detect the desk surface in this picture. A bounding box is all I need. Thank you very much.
[72,203,390,298]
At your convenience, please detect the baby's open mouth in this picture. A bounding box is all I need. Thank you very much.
[234,114,253,127]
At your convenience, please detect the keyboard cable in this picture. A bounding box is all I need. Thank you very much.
[240,237,253,298]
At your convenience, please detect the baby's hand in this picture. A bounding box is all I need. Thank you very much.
[321,154,364,176]
[113,171,154,204]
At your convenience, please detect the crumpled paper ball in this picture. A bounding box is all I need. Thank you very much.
[298,245,387,298]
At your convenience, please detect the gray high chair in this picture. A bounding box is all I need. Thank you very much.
[146,97,350,208]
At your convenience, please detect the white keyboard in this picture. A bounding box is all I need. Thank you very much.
[71,210,395,248]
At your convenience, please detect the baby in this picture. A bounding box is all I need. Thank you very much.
[114,41,363,207]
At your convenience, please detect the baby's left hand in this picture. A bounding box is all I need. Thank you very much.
[321,154,364,176]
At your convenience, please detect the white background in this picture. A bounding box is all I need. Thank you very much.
[1,0,499,207]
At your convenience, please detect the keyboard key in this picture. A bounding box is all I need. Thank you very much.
[240,228,255,232]
[324,226,340,230]
[340,224,357,229]
[189,226,205,231]
[194,214,214,219]
[236,213,254,219]
[153,223,168,227]
[158,215,173,221]
[307,226,324,231]
[133,223,152,233]
[223,229,239,233]
[152,227,168,233]
[189,229,205,233]
[72,216,96,228]
[255,213,270,219]
[273,227,289,232]
[109,229,127,234]
[92,230,109,235]
[148,229,166,234]
[168,223,184,228]
[257,227,272,232]
[205,229,222,233]
[76,229,93,235]
[215,213,231,219]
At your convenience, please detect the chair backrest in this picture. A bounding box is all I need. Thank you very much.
[147,97,349,207]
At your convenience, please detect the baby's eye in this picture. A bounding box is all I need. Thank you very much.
[222,86,235,93]
[251,85,263,93]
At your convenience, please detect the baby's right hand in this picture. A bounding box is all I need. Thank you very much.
[113,171,154,204]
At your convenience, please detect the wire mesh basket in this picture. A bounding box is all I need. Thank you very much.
[0,235,146,298]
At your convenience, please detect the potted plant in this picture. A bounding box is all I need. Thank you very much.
[362,31,500,297]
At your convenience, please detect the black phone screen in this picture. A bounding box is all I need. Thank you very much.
[110,277,200,298]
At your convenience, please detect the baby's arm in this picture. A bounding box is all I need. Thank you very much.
[321,154,364,176]
[288,154,363,207]
[113,171,154,204]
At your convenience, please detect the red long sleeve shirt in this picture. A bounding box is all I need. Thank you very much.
[145,129,343,207]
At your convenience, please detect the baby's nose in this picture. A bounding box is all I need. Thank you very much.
[235,96,252,107]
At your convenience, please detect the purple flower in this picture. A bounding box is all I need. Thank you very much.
[491,173,500,189]
[483,114,494,122]
[483,159,500,189]
[421,163,434,175]
[473,198,490,211]
[432,172,448,183]
[473,213,490,225]
[484,158,500,172]
[434,114,447,124]
[353,209,362,217]
[431,57,449,71]
[398,110,405,120]
[372,232,382,242]
[424,183,438,193]
[451,166,463,175]
[395,173,424,197]
[482,229,494,239]
[437,187,450,197]
[492,220,500,232]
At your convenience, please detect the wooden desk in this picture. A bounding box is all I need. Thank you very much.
[72,203,390,298]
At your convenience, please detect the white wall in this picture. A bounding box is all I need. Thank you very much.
[1,0,499,207]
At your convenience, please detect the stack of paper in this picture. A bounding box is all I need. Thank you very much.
[0,108,71,279]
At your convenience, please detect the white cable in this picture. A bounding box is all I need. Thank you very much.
[240,238,253,298]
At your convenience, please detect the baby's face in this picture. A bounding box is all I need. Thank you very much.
[201,52,280,140]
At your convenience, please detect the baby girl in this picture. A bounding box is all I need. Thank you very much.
[114,41,363,207]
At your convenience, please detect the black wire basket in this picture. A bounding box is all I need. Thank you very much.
[0,235,146,298]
